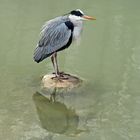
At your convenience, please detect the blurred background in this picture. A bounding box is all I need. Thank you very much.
[0,0,140,140]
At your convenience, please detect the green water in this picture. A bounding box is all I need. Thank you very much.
[0,0,140,140]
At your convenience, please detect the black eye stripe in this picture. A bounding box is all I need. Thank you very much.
[70,10,83,16]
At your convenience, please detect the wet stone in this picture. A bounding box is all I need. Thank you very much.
[42,73,82,90]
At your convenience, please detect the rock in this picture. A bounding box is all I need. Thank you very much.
[42,73,82,90]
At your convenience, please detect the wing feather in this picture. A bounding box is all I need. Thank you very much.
[34,17,72,63]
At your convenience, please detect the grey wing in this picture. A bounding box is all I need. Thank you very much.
[34,20,71,63]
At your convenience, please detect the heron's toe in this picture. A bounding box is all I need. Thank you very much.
[51,76,63,82]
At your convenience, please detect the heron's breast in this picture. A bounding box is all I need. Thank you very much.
[73,23,83,41]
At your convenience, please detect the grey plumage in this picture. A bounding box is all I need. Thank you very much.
[33,9,95,78]
[34,16,72,63]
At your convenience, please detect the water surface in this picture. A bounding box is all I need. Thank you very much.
[0,0,140,140]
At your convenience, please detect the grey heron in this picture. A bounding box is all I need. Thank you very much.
[33,9,96,78]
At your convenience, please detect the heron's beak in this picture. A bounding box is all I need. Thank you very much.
[83,15,96,20]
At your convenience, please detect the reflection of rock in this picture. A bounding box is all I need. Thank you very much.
[33,92,83,135]
[42,73,82,90]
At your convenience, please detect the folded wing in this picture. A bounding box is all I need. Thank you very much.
[34,17,72,63]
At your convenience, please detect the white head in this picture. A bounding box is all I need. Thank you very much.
[68,9,96,23]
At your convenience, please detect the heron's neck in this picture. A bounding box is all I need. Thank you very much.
[73,20,83,27]
[72,21,83,42]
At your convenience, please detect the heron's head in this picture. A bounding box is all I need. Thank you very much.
[69,9,96,22]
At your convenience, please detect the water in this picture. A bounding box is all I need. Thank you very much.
[0,0,140,140]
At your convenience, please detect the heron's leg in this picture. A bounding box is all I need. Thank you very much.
[52,53,68,80]
[51,54,58,77]
[54,52,59,75]
[51,55,55,71]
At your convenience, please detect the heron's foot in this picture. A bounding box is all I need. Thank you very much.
[60,72,71,77]
[51,75,63,82]
[59,75,69,80]
[51,72,69,80]
[52,71,71,77]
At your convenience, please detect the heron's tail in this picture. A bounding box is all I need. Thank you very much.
[33,46,49,63]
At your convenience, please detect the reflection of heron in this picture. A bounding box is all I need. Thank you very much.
[33,92,84,136]
[33,9,96,79]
